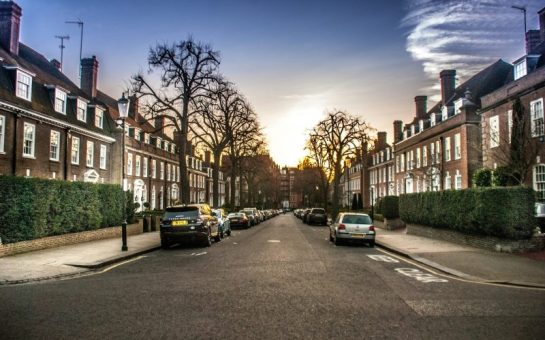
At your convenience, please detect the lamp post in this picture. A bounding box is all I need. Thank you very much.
[117,93,130,251]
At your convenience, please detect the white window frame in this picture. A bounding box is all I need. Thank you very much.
[422,145,427,166]
[507,109,513,144]
[455,170,462,190]
[160,161,165,180]
[444,137,451,162]
[533,164,545,201]
[71,136,80,164]
[22,122,36,158]
[0,115,5,153]
[143,157,148,177]
[76,99,87,122]
[50,130,60,161]
[490,115,500,148]
[127,153,133,176]
[530,98,544,138]
[86,141,94,167]
[16,70,32,101]
[95,108,104,129]
[416,148,421,168]
[444,171,451,190]
[135,155,141,177]
[454,133,461,160]
[100,145,107,169]
[514,59,527,80]
[152,159,157,179]
[54,89,67,114]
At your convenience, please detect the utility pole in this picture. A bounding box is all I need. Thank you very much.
[54,35,69,71]
[65,19,84,79]
[512,5,527,49]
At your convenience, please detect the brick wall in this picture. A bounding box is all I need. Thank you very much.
[407,223,545,253]
[0,220,143,257]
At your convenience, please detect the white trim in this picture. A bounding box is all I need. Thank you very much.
[71,136,80,165]
[49,129,61,161]
[0,100,116,143]
[16,70,32,101]
[22,122,35,157]
[99,144,107,170]
[3,65,36,77]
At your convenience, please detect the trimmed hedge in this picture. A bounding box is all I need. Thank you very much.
[376,196,399,219]
[399,187,535,240]
[0,176,133,244]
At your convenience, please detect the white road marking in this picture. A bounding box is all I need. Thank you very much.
[395,268,448,283]
[233,242,238,245]
[194,252,207,256]
[367,255,399,263]
[267,240,281,243]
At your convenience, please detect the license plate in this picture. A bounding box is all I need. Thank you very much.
[351,233,365,238]
[172,220,188,226]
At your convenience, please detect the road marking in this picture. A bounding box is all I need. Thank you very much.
[193,252,207,256]
[233,242,238,245]
[267,240,281,243]
[395,268,448,283]
[367,255,399,263]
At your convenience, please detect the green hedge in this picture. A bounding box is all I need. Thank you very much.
[376,196,399,219]
[0,176,133,244]
[399,187,535,240]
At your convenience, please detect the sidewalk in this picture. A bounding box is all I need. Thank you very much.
[375,225,545,288]
[0,232,161,285]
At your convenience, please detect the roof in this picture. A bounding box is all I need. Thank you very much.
[0,43,116,136]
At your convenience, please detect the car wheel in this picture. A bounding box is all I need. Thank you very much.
[203,231,212,247]
[368,240,375,248]
[329,231,334,242]
[227,229,232,236]
[334,234,342,246]
[214,230,222,242]
[161,237,170,249]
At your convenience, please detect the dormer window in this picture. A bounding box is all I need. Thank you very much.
[135,129,141,141]
[419,120,424,132]
[76,99,87,122]
[55,89,67,114]
[410,125,415,135]
[16,70,32,101]
[95,107,104,128]
[441,106,448,121]
[431,113,436,126]
[454,98,463,115]
[144,133,150,144]
[514,58,527,80]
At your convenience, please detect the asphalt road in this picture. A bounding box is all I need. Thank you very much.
[1,214,545,339]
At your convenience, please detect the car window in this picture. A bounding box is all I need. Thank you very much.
[311,208,325,214]
[163,207,199,219]
[342,214,372,224]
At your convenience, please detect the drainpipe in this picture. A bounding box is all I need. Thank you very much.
[64,128,70,180]
[439,136,444,191]
[11,114,18,175]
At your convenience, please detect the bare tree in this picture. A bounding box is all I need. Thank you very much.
[190,80,247,207]
[306,110,373,218]
[131,38,220,204]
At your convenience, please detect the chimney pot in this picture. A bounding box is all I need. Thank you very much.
[414,96,428,119]
[393,120,403,143]
[0,1,22,55]
[440,70,456,106]
[81,56,99,98]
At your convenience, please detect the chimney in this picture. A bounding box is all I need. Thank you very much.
[154,116,165,129]
[440,70,456,106]
[539,7,545,42]
[414,96,427,119]
[393,120,403,143]
[526,30,541,54]
[50,59,61,71]
[129,94,139,121]
[81,56,98,98]
[376,131,387,149]
[0,1,22,55]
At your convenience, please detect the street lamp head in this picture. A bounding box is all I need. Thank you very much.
[117,93,130,119]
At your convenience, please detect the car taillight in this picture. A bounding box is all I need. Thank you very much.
[338,224,346,230]
[369,225,375,231]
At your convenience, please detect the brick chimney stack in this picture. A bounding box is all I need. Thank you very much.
[0,1,22,55]
[440,70,456,106]
[375,131,387,150]
[393,120,403,143]
[526,30,541,54]
[50,59,61,71]
[414,96,427,119]
[129,94,139,121]
[539,7,545,42]
[81,56,99,98]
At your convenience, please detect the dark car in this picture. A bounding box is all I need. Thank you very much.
[160,204,220,248]
[228,212,251,229]
[306,208,328,225]
[302,208,312,223]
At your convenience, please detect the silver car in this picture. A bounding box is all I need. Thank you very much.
[329,213,375,247]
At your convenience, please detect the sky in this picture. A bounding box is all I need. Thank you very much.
[16,0,545,166]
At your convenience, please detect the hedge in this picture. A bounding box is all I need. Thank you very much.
[0,176,133,244]
[399,187,535,240]
[376,196,399,219]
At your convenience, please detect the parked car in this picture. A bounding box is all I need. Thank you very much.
[228,212,251,229]
[213,208,231,238]
[329,212,375,247]
[160,204,220,248]
[306,208,327,225]
[241,208,259,226]
[302,208,312,223]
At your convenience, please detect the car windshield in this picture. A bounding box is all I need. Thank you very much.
[163,206,199,219]
[228,213,245,218]
[311,208,325,214]
[242,210,255,216]
[341,214,372,224]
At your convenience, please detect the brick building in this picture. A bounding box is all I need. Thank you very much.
[368,132,394,204]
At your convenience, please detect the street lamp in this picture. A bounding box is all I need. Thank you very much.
[117,93,130,251]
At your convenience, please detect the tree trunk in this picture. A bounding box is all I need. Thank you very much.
[180,99,191,204]
[212,150,221,208]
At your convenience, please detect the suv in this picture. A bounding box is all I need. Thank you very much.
[160,204,220,248]
[306,208,327,225]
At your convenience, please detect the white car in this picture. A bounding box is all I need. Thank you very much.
[329,212,375,247]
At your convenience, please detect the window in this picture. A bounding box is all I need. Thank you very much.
[422,145,427,166]
[534,164,545,201]
[455,170,462,190]
[167,163,171,181]
[50,130,60,161]
[435,141,441,163]
[400,154,405,172]
[431,113,436,126]
[55,89,67,114]
[430,143,435,164]
[514,59,527,80]
[100,145,107,169]
[152,159,157,179]
[71,137,80,164]
[16,70,32,101]
[127,153,133,176]
[490,115,500,147]
[416,148,421,168]
[144,133,150,144]
[86,141,94,167]
[77,99,87,122]
[160,162,164,180]
[0,115,5,153]
[95,108,104,128]
[507,109,513,144]
[444,171,451,190]
[454,133,461,160]
[530,98,544,137]
[23,123,35,157]
[143,157,148,177]
[135,155,141,177]
[444,137,451,162]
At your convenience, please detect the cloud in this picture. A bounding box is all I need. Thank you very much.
[402,0,543,96]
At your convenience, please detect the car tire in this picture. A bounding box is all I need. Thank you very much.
[368,240,375,248]
[203,231,212,247]
[334,235,342,246]
[329,231,334,242]
[214,229,221,242]
[161,237,170,249]
[227,229,232,236]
